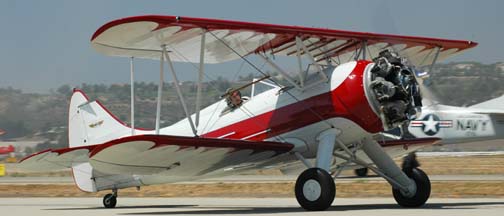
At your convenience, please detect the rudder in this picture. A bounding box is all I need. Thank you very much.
[68,89,136,148]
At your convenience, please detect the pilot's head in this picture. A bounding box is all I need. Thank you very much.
[226,88,242,108]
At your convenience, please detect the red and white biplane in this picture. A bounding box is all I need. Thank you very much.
[19,15,477,210]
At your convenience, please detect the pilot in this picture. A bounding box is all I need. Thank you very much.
[226,88,243,109]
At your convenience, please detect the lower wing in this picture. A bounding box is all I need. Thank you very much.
[19,134,294,176]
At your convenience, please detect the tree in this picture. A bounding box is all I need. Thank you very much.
[57,85,72,96]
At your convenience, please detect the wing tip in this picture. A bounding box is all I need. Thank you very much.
[19,149,52,163]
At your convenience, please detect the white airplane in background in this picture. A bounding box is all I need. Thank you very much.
[19,15,479,211]
[410,95,504,142]
[354,95,504,177]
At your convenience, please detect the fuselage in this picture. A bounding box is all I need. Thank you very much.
[160,60,382,155]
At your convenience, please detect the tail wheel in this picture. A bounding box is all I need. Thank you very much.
[103,193,117,208]
[295,168,335,211]
[392,168,431,207]
[354,167,369,177]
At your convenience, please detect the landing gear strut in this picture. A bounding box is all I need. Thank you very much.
[103,189,117,208]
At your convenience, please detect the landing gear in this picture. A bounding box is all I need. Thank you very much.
[357,138,430,207]
[295,168,335,211]
[391,152,429,207]
[294,129,338,211]
[392,168,431,207]
[354,167,368,177]
[103,190,117,208]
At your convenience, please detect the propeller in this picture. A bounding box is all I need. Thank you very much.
[370,1,446,138]
[371,1,447,172]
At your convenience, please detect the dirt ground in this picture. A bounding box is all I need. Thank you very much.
[417,155,504,175]
[1,181,503,198]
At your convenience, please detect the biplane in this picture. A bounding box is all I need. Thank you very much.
[19,15,477,211]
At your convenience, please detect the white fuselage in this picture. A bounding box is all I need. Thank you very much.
[160,61,373,155]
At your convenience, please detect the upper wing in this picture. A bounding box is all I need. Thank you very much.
[20,134,294,176]
[91,15,477,66]
[470,94,504,110]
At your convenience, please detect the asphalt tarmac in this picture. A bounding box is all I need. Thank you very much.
[1,197,503,216]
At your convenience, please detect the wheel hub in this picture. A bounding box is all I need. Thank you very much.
[303,179,322,201]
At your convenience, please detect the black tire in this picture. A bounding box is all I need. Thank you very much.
[103,193,117,208]
[392,168,431,207]
[295,168,335,211]
[354,168,369,177]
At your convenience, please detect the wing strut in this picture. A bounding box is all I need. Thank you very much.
[361,40,367,60]
[130,57,135,135]
[427,46,441,74]
[195,30,206,127]
[163,46,198,136]
[295,38,305,87]
[259,37,329,91]
[295,37,328,87]
[155,49,165,134]
[258,53,302,90]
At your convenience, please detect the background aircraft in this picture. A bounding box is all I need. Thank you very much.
[0,145,14,155]
[409,95,504,142]
[354,95,504,177]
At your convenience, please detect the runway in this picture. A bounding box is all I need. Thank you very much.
[1,197,503,216]
[2,174,504,184]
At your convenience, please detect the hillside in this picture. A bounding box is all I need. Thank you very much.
[427,62,504,105]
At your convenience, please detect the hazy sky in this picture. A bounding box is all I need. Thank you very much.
[1,0,502,92]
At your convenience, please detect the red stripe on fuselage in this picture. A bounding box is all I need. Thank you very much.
[201,61,382,141]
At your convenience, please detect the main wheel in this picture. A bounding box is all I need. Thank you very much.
[392,168,431,207]
[295,168,335,211]
[103,193,117,208]
[354,167,369,177]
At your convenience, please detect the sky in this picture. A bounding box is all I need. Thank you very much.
[0,0,502,92]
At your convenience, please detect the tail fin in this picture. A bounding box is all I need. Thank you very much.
[69,89,143,148]
[68,89,148,192]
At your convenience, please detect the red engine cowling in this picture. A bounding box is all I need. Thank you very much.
[330,60,383,133]
[331,52,422,133]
